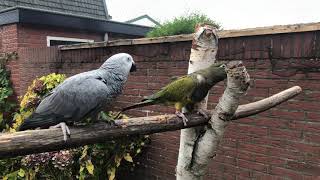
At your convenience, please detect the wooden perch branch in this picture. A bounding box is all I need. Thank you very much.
[0,86,301,159]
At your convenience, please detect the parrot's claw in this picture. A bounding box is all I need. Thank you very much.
[50,122,70,142]
[197,109,209,119]
[175,111,189,126]
[106,120,117,127]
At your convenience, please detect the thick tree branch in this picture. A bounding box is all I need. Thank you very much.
[181,61,251,179]
[0,86,301,159]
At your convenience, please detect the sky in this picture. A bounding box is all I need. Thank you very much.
[107,0,320,29]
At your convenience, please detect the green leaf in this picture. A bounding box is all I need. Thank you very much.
[123,153,133,162]
[17,169,25,177]
[86,160,94,175]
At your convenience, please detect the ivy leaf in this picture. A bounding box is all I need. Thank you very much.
[114,155,122,167]
[86,160,94,175]
[80,146,88,160]
[0,112,3,124]
[123,153,133,162]
[79,166,84,173]
[18,169,25,177]
[108,167,116,180]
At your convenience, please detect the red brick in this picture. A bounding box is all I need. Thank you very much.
[304,133,320,144]
[254,117,289,128]
[254,79,288,88]
[269,128,302,141]
[287,161,320,176]
[285,101,320,112]
[236,124,268,136]
[238,143,268,154]
[254,154,287,166]
[237,159,268,173]
[267,147,304,161]
[270,109,305,120]
[286,142,320,154]
[306,112,320,122]
[270,166,303,180]
[289,121,320,133]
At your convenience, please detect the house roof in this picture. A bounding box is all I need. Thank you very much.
[0,7,151,36]
[0,0,110,20]
[126,14,160,27]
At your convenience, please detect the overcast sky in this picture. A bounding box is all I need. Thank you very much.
[107,0,320,29]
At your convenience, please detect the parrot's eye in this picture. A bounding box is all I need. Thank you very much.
[127,57,130,62]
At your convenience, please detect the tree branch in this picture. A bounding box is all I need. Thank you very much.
[0,86,301,159]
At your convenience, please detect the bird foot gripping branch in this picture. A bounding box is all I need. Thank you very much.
[50,122,71,141]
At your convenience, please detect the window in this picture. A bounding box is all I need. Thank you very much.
[46,36,94,47]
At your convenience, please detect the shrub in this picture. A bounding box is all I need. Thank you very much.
[147,13,221,37]
[0,66,15,131]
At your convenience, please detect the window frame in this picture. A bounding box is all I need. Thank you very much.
[46,36,94,47]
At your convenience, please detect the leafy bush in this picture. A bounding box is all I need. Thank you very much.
[0,73,150,180]
[0,67,15,131]
[10,73,66,132]
[147,13,221,37]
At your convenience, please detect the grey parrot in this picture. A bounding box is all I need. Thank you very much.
[18,53,136,141]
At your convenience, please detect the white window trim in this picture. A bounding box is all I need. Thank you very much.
[46,36,94,47]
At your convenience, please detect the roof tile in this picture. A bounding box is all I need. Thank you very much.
[0,0,108,19]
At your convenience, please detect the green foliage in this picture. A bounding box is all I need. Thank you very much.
[10,73,66,132]
[147,13,221,37]
[0,68,15,131]
[0,73,150,179]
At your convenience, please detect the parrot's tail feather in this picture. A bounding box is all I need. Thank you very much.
[18,113,60,131]
[121,100,155,112]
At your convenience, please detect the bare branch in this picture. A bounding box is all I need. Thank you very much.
[232,86,302,120]
[0,86,301,159]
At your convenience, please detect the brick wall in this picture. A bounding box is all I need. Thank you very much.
[17,24,104,48]
[1,24,21,96]
[12,31,320,179]
[0,23,105,97]
[0,22,143,97]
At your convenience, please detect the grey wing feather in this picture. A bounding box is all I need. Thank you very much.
[36,76,111,122]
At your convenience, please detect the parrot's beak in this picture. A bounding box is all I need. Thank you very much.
[130,63,137,72]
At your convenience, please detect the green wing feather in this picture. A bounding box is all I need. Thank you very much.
[120,76,197,112]
[147,75,197,104]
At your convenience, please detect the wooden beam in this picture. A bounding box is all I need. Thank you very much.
[0,86,301,159]
[59,22,320,50]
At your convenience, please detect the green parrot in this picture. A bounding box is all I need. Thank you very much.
[119,62,227,125]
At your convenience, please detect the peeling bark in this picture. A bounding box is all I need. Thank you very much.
[180,61,250,179]
[177,25,221,180]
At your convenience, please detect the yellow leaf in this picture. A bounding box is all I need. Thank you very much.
[86,160,94,175]
[18,169,25,177]
[108,167,116,180]
[3,175,8,180]
[123,153,133,162]
[9,128,16,133]
[79,166,84,173]
[114,155,122,167]
[80,146,88,160]
[0,112,3,124]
